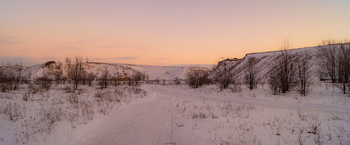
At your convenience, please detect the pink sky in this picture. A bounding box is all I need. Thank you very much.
[1,0,350,65]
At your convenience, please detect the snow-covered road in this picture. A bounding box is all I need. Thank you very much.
[67,88,176,145]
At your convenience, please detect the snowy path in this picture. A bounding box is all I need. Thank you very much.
[67,88,175,145]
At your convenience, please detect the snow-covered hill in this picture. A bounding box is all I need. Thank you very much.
[24,62,210,81]
[210,46,321,82]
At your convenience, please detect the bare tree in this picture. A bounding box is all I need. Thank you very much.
[110,72,122,86]
[98,65,109,89]
[45,61,64,84]
[86,72,95,86]
[12,64,24,90]
[110,77,118,86]
[67,57,85,90]
[34,69,52,90]
[296,51,312,96]
[337,42,350,94]
[215,63,233,90]
[128,71,144,86]
[244,57,259,90]
[21,69,32,84]
[317,40,338,83]
[174,77,181,85]
[0,62,25,91]
[269,42,297,94]
[0,62,12,92]
[318,40,350,94]
[186,68,210,88]
[65,57,71,70]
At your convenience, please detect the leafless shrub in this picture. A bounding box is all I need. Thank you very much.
[41,107,64,133]
[63,86,73,93]
[98,65,109,89]
[66,57,86,90]
[236,133,262,145]
[95,91,104,99]
[234,104,254,119]
[208,111,218,119]
[334,125,350,145]
[28,83,40,94]
[215,63,233,90]
[307,114,321,135]
[295,51,313,96]
[34,69,52,90]
[128,71,145,86]
[154,79,160,84]
[0,102,24,122]
[80,99,94,120]
[44,61,64,84]
[12,64,24,90]
[0,62,25,92]
[230,82,242,93]
[219,102,234,117]
[174,77,181,85]
[95,91,121,103]
[66,92,94,120]
[22,92,31,101]
[186,68,210,88]
[191,111,207,119]
[126,86,147,96]
[68,93,79,107]
[245,57,259,90]
[86,72,95,86]
[297,108,307,121]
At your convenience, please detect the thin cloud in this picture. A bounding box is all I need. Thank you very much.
[92,57,139,61]
[98,46,117,49]
[54,46,85,51]
[0,36,20,44]
[149,57,168,61]
[112,57,139,60]
[65,40,95,45]
[0,56,40,66]
[98,43,151,50]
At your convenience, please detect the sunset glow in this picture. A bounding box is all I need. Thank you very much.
[1,0,350,65]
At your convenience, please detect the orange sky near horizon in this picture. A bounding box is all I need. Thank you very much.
[1,0,350,66]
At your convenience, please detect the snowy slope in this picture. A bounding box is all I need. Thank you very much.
[124,64,189,80]
[23,62,209,81]
[210,46,320,82]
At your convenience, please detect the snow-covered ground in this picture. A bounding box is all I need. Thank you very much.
[1,83,350,145]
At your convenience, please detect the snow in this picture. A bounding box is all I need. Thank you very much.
[124,64,190,80]
[2,82,349,145]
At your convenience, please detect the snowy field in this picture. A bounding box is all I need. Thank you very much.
[1,83,350,145]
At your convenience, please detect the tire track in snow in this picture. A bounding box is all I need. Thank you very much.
[72,91,175,145]
[149,85,350,114]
